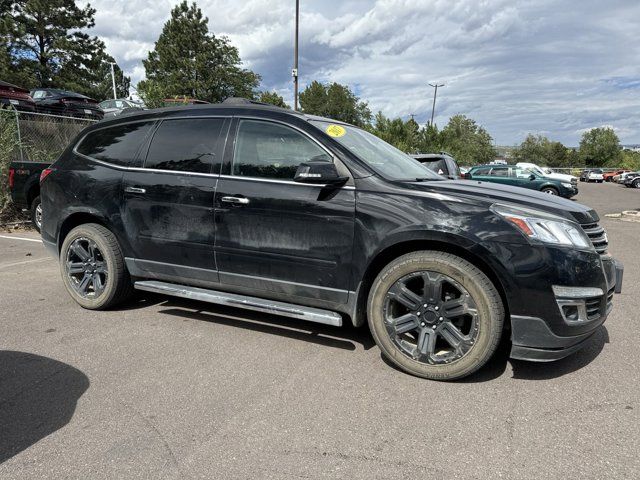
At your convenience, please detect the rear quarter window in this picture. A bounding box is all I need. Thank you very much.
[76,121,154,166]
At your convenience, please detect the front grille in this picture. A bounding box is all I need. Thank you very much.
[581,222,608,254]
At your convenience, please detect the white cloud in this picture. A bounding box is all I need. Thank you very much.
[85,0,640,145]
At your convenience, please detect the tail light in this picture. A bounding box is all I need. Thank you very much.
[9,168,15,189]
[40,168,54,183]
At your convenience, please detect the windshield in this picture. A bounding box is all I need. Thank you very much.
[310,120,440,181]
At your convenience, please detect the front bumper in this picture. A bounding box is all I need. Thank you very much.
[510,257,623,362]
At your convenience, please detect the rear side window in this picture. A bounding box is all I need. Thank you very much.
[421,158,447,175]
[473,167,491,175]
[233,119,331,180]
[144,118,225,174]
[77,122,154,166]
[489,167,508,177]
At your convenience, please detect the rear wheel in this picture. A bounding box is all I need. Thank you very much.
[60,223,133,309]
[30,196,42,233]
[541,187,558,195]
[633,179,640,189]
[367,251,504,380]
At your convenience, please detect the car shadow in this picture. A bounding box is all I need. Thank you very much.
[0,351,89,463]
[154,296,376,352]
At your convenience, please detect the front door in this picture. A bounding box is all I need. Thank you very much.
[214,118,356,304]
[122,117,228,283]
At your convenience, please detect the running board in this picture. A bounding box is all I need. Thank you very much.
[134,280,343,327]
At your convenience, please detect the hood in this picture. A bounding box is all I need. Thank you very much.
[412,179,599,224]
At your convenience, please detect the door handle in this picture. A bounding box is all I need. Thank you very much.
[125,186,146,194]
[221,196,250,205]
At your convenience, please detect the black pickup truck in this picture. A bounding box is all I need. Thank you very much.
[8,160,50,231]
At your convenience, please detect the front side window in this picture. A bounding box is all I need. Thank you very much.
[513,167,533,178]
[233,120,331,179]
[145,118,225,174]
[77,121,154,166]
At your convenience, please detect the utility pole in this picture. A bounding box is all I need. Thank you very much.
[109,62,117,99]
[293,0,299,111]
[428,82,444,127]
[409,113,416,121]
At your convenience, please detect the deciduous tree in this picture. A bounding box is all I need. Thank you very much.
[299,81,371,127]
[579,127,622,167]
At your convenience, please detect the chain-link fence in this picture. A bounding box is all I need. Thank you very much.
[3,109,97,163]
[0,109,96,214]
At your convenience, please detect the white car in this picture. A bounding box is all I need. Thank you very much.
[587,169,604,183]
[616,171,637,183]
[516,162,577,184]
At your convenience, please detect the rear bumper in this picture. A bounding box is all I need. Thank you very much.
[510,258,623,362]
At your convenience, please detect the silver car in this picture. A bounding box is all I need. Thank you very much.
[98,98,145,117]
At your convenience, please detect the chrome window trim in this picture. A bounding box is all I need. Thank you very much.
[217,174,355,189]
[73,115,229,177]
[72,114,355,189]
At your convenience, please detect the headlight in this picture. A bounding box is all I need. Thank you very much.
[491,203,593,250]
[561,182,572,188]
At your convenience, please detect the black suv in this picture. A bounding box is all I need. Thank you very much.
[40,101,623,380]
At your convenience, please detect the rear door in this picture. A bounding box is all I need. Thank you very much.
[213,118,356,304]
[122,117,229,283]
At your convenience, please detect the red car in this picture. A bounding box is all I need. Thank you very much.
[603,169,630,182]
[0,80,36,112]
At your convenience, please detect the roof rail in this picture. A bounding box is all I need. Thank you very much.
[222,97,271,106]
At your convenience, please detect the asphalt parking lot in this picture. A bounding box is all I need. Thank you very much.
[0,181,638,479]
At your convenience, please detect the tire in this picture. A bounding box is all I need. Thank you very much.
[634,179,640,189]
[30,195,42,233]
[541,187,558,195]
[367,251,504,381]
[59,223,133,309]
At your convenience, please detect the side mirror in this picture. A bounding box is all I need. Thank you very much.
[294,160,348,186]
[529,174,536,181]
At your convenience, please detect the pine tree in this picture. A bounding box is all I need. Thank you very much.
[2,0,129,98]
[138,1,260,106]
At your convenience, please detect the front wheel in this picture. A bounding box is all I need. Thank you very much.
[541,187,558,195]
[367,251,504,380]
[60,223,133,309]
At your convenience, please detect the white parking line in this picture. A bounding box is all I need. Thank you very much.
[0,257,51,270]
[0,234,42,243]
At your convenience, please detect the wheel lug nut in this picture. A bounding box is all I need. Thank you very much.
[420,322,425,327]
[416,312,421,316]
[435,306,439,311]
[423,304,428,308]
[439,317,443,321]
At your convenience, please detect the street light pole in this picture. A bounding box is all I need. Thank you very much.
[109,62,117,99]
[293,0,299,111]
[428,82,444,127]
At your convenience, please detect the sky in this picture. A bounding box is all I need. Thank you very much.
[84,0,640,146]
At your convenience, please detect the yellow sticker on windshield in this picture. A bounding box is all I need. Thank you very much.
[326,124,346,137]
